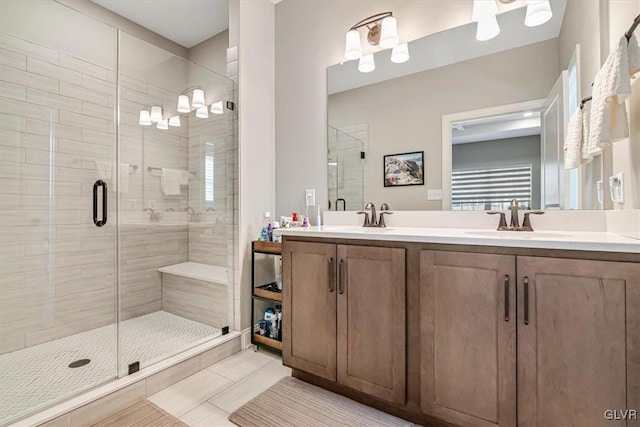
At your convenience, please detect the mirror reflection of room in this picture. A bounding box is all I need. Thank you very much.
[327,0,639,212]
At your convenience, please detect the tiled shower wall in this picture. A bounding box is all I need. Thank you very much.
[0,30,236,354]
[328,124,368,211]
[0,33,118,354]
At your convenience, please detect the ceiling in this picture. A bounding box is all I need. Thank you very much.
[328,0,567,95]
[91,0,229,48]
[452,111,542,145]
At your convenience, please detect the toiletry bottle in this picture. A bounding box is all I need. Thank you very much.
[272,221,280,243]
[275,257,283,290]
[316,205,322,226]
[275,304,282,340]
[267,222,273,242]
[302,216,309,228]
[259,212,271,241]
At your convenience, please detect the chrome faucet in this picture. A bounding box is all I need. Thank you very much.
[487,199,544,231]
[378,203,393,227]
[143,208,161,222]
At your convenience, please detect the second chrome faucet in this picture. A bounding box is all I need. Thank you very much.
[358,202,393,227]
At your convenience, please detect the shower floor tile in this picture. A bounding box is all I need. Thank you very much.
[0,311,221,425]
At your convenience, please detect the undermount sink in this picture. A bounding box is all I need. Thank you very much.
[465,230,572,239]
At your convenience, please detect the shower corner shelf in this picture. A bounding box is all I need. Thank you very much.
[251,240,282,353]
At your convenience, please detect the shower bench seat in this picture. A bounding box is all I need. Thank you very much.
[158,262,228,285]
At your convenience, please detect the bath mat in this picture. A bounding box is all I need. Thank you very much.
[91,399,187,426]
[228,376,414,427]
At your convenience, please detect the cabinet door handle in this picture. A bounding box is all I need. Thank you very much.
[338,259,345,294]
[327,257,334,292]
[523,276,529,325]
[504,275,510,321]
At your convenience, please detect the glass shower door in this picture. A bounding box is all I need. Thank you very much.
[0,2,118,424]
[327,126,365,211]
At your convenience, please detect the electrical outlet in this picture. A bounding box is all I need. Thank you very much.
[305,189,316,206]
[427,189,442,201]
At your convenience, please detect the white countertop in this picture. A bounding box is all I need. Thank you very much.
[275,226,640,254]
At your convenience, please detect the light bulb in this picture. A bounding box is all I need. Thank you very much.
[390,43,410,64]
[156,119,168,130]
[358,54,375,73]
[210,101,224,115]
[177,95,190,113]
[169,115,181,127]
[344,30,362,60]
[379,16,399,49]
[139,110,152,126]
[150,106,162,122]
[525,0,552,27]
[191,89,206,109]
[476,15,500,41]
[472,0,499,22]
[196,106,209,119]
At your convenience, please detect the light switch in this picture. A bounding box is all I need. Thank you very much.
[427,189,443,200]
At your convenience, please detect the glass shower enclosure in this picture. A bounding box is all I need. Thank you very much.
[327,125,365,211]
[0,1,236,424]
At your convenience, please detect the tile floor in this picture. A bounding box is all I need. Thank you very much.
[148,348,291,427]
[0,311,221,425]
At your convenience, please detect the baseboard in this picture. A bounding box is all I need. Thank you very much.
[241,327,252,349]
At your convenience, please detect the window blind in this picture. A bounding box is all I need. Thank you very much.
[452,164,532,210]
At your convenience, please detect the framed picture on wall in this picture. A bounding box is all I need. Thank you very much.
[384,151,424,187]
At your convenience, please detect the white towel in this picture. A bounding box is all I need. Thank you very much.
[95,160,112,180]
[161,168,181,196]
[589,36,631,150]
[581,102,600,161]
[564,108,582,169]
[179,170,190,186]
[629,34,640,78]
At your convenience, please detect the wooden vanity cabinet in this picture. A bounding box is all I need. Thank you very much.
[282,240,406,404]
[516,257,640,427]
[420,251,517,427]
[420,252,639,427]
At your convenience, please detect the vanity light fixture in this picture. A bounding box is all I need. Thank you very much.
[150,106,163,122]
[139,110,152,126]
[210,101,224,115]
[391,43,410,64]
[177,95,191,113]
[191,89,206,109]
[524,0,553,27]
[169,115,181,127]
[344,12,408,72]
[473,0,500,41]
[195,106,209,119]
[358,54,375,73]
[156,118,169,130]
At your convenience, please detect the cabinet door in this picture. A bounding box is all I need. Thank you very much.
[336,245,406,404]
[420,251,516,427]
[282,241,337,381]
[518,257,640,427]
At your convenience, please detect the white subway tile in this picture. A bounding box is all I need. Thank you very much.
[0,48,26,70]
[0,113,25,132]
[27,88,82,113]
[82,101,112,119]
[1,64,59,94]
[0,34,58,63]
[58,110,108,132]
[59,53,111,81]
[59,82,112,107]
[0,145,25,162]
[82,74,115,95]
[25,118,82,141]
[0,97,59,122]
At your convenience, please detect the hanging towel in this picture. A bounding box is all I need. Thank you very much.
[161,168,181,196]
[564,108,582,169]
[581,102,600,161]
[629,34,640,78]
[589,36,631,150]
[95,160,112,180]
[179,170,190,186]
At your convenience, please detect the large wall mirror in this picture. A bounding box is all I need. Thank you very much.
[327,0,639,211]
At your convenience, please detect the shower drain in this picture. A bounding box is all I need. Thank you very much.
[68,359,91,368]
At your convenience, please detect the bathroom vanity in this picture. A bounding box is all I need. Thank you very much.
[278,226,639,427]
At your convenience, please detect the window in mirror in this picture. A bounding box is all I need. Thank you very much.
[452,165,533,211]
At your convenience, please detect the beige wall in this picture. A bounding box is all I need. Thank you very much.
[188,30,229,77]
[328,39,560,211]
[275,0,475,216]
